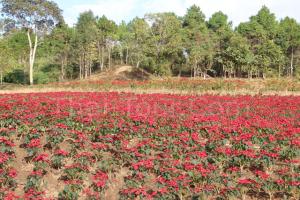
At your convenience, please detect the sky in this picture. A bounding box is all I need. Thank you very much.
[53,0,299,27]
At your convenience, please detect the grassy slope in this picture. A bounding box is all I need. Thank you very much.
[1,78,300,96]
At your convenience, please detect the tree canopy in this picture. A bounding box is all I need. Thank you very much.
[1,3,300,84]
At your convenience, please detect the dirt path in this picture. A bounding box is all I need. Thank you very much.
[11,135,33,197]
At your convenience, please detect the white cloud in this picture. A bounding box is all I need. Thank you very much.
[63,0,300,26]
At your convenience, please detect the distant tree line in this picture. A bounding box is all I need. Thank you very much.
[1,0,300,84]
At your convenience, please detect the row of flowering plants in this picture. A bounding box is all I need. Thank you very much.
[43,78,300,92]
[0,92,299,199]
[0,131,18,200]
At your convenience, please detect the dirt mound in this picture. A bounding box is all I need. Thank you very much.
[90,65,152,81]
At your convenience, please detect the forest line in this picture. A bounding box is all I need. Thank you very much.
[0,0,300,84]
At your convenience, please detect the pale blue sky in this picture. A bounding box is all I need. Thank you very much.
[53,0,299,26]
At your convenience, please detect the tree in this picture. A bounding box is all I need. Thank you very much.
[183,5,205,27]
[0,38,10,84]
[48,23,74,81]
[116,21,131,65]
[0,28,28,84]
[146,13,183,75]
[208,11,232,33]
[237,21,266,45]
[277,17,300,77]
[215,33,254,78]
[1,3,300,82]
[76,11,98,79]
[237,6,283,78]
[250,6,278,40]
[208,11,233,77]
[0,18,15,35]
[183,5,214,78]
[128,17,150,68]
[96,15,117,70]
[256,40,285,78]
[1,0,63,85]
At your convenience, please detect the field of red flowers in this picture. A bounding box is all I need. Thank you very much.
[0,92,299,200]
[46,78,300,93]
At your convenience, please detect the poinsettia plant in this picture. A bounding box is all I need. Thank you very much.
[0,92,299,199]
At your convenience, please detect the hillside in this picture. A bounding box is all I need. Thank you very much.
[87,65,153,81]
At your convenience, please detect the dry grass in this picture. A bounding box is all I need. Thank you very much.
[1,87,300,96]
[88,65,152,81]
[1,76,300,96]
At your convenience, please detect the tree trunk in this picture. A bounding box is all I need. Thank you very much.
[108,47,111,69]
[79,55,83,80]
[204,69,208,79]
[65,56,68,79]
[136,61,140,68]
[85,66,88,79]
[32,34,38,85]
[178,64,182,77]
[0,69,3,85]
[126,47,129,65]
[290,47,294,77]
[27,30,38,85]
[89,59,92,77]
[97,41,101,70]
[61,57,65,81]
[101,46,104,70]
[84,53,88,79]
[222,64,225,78]
[120,49,123,65]
[87,51,91,77]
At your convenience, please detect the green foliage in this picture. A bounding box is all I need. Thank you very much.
[127,17,150,68]
[256,40,285,77]
[0,3,300,82]
[146,12,184,75]
[77,11,98,45]
[1,0,63,31]
[58,186,79,200]
[208,11,232,33]
[1,0,63,85]
[4,69,28,84]
[183,5,214,77]
[216,33,254,77]
[34,64,60,84]
[250,6,278,39]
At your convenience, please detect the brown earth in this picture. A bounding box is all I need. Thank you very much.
[10,130,129,199]
[89,65,153,81]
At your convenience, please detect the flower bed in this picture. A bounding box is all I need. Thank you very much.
[0,92,299,199]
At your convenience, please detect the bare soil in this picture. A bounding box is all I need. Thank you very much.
[89,65,152,81]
